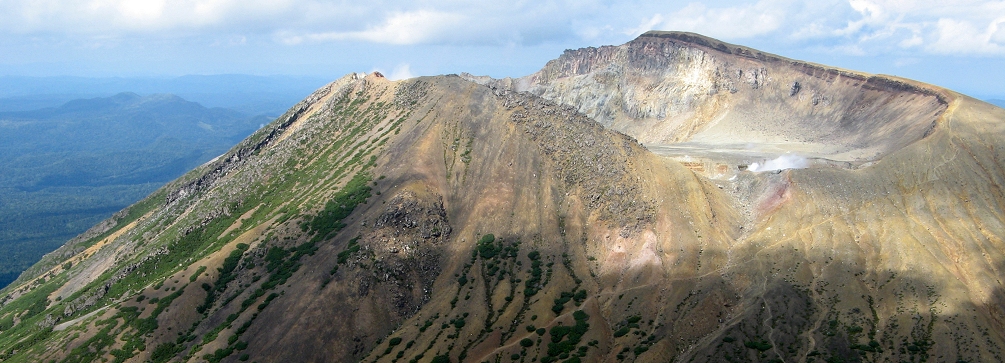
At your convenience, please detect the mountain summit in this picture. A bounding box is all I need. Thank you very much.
[1,32,1003,363]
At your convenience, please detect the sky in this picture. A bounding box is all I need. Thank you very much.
[1,0,1004,99]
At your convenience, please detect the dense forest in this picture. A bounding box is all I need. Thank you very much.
[0,92,272,287]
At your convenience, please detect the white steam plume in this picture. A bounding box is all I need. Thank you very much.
[748,154,809,172]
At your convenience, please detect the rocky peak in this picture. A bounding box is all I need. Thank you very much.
[465,30,949,180]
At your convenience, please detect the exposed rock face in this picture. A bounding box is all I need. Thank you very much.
[466,31,947,164]
[369,191,450,255]
[0,32,1003,363]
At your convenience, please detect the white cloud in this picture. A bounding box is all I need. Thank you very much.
[1,0,306,34]
[812,0,1005,55]
[927,17,1005,55]
[1,0,1005,56]
[285,10,467,45]
[0,1,592,46]
[632,1,789,40]
[626,14,666,37]
[993,19,1005,44]
[837,0,887,36]
[619,0,1005,56]
[898,33,923,48]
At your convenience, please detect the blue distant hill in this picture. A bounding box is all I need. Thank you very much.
[0,74,331,115]
[0,92,275,287]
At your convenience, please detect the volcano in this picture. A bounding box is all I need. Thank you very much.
[1,31,1003,363]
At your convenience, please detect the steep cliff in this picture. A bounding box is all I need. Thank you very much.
[466,31,947,168]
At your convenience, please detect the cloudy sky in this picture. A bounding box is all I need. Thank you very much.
[1,0,1004,98]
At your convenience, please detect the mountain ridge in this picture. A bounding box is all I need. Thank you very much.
[464,31,950,170]
[0,32,1002,363]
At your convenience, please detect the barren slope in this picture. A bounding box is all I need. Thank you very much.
[466,31,948,174]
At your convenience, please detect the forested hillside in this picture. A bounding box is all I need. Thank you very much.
[0,93,268,287]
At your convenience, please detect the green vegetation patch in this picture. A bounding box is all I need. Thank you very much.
[197,243,249,314]
[190,266,207,282]
[304,171,372,243]
[524,251,543,297]
[744,339,773,352]
[185,171,374,362]
[540,310,590,363]
[476,234,498,259]
[337,237,361,265]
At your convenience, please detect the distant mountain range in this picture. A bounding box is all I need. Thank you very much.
[0,92,272,287]
[0,74,332,115]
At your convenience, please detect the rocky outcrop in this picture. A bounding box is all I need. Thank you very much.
[466,31,949,164]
